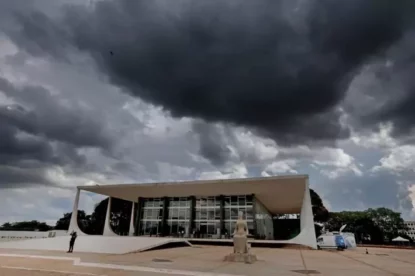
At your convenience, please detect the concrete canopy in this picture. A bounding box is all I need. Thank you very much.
[79,175,308,214]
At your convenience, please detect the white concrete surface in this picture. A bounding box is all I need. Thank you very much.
[0,236,191,254]
[287,180,317,249]
[67,188,87,236]
[128,202,135,236]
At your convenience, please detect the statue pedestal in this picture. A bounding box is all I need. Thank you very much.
[225,214,257,264]
[224,253,257,264]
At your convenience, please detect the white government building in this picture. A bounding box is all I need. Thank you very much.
[0,175,318,253]
[404,221,415,240]
[69,175,317,249]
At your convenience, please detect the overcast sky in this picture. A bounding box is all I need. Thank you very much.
[1,0,415,225]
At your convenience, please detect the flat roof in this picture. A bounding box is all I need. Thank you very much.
[79,175,308,214]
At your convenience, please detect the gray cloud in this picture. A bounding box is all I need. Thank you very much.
[0,76,115,189]
[192,121,233,166]
[0,77,113,149]
[0,0,415,221]
[3,0,415,160]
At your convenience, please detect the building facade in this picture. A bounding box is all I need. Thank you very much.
[404,221,415,240]
[134,195,273,239]
[68,175,317,248]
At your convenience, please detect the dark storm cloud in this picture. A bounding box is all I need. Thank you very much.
[192,121,233,166]
[2,0,415,164]
[0,76,114,188]
[0,77,112,148]
[343,31,415,141]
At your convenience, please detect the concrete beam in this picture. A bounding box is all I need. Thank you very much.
[288,179,317,249]
[67,188,87,235]
[128,202,135,236]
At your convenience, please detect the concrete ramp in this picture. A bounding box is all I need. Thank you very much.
[0,236,191,254]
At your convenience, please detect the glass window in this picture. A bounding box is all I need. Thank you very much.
[224,209,230,220]
[179,209,186,220]
[171,198,179,207]
[238,196,246,206]
[208,210,215,220]
[140,198,164,236]
[200,209,207,220]
[215,210,221,220]
[224,197,230,207]
[247,208,253,220]
[171,209,179,219]
[231,208,239,219]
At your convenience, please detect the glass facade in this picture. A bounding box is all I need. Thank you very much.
[167,197,191,237]
[137,194,259,239]
[194,196,221,238]
[255,198,274,240]
[223,195,254,237]
[139,198,164,236]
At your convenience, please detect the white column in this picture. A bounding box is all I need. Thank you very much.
[103,197,118,236]
[128,202,135,236]
[67,188,86,235]
[288,177,317,249]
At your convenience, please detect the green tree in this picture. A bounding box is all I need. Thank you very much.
[0,220,52,231]
[54,198,133,235]
[89,198,132,235]
[0,222,12,229]
[325,208,406,244]
[310,189,329,222]
[366,207,405,241]
[55,210,90,231]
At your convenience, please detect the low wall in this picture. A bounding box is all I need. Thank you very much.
[0,230,67,242]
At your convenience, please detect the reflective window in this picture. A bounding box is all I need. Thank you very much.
[194,196,221,238]
[223,195,254,237]
[140,198,164,236]
[167,197,191,237]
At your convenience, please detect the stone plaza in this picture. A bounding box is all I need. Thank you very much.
[0,245,414,276]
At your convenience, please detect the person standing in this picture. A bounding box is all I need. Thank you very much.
[67,231,77,253]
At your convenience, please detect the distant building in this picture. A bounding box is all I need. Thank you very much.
[403,221,415,240]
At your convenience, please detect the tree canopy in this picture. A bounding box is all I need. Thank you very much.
[0,220,52,231]
[325,207,407,244]
[53,198,133,235]
[310,189,329,222]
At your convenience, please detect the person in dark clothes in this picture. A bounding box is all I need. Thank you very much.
[67,231,77,253]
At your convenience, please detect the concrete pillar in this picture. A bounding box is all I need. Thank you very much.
[288,177,317,249]
[103,197,118,236]
[219,195,225,238]
[128,202,135,236]
[68,188,86,235]
[188,196,196,237]
[251,194,257,239]
[161,197,169,236]
[134,197,144,236]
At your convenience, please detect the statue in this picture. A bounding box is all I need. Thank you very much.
[224,211,257,264]
[233,211,249,253]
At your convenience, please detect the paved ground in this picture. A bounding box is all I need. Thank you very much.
[0,245,415,275]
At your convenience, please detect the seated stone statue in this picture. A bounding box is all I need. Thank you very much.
[232,211,249,254]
